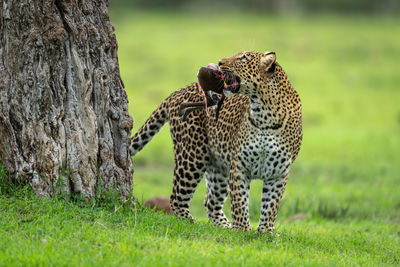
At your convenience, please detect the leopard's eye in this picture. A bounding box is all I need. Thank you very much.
[237,55,247,61]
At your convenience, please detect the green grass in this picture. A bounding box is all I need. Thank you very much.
[1,11,400,266]
[1,191,399,266]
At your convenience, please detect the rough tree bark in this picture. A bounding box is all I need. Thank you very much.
[0,0,134,201]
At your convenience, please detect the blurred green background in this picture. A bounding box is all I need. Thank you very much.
[109,1,400,225]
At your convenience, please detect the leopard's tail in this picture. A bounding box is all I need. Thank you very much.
[130,98,169,156]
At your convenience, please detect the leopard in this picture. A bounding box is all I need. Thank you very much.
[130,51,302,234]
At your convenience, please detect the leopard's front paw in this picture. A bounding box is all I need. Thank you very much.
[232,223,252,232]
[256,225,277,236]
[220,221,232,229]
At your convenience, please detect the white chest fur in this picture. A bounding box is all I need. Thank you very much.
[240,133,292,180]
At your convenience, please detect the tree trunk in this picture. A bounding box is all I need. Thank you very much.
[0,0,134,201]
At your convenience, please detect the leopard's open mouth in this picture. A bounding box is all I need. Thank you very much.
[222,71,241,95]
[201,63,241,96]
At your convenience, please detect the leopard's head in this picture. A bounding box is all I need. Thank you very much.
[218,51,277,96]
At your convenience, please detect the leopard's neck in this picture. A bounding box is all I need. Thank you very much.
[247,81,288,131]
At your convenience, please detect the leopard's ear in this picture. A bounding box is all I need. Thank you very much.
[261,52,276,73]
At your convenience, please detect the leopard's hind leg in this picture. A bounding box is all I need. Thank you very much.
[169,110,209,222]
[204,163,231,228]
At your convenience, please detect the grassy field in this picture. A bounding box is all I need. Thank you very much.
[1,11,400,266]
[1,189,399,266]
